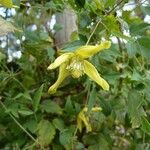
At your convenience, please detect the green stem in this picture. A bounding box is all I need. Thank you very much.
[86,20,101,45]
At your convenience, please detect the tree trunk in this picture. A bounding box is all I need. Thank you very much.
[55,8,77,48]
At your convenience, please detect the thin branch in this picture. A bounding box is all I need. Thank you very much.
[86,19,102,45]
[106,0,124,15]
[86,0,125,45]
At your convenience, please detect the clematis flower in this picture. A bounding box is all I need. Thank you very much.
[0,0,18,8]
[77,107,102,133]
[47,41,111,94]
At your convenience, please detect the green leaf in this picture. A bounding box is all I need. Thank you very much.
[65,96,75,115]
[52,118,65,131]
[137,37,150,58]
[141,116,150,134]
[98,97,111,116]
[112,31,131,40]
[13,92,32,101]
[33,84,44,112]
[53,23,63,31]
[104,0,116,8]
[62,40,84,52]
[75,142,84,150]
[130,23,150,36]
[47,47,55,60]
[75,0,85,8]
[0,52,6,62]
[41,100,62,115]
[83,133,109,150]
[24,119,37,133]
[79,12,91,28]
[131,69,142,81]
[126,41,138,57]
[127,90,145,128]
[87,85,97,112]
[93,0,104,10]
[103,15,120,33]
[141,6,150,15]
[59,126,75,149]
[36,120,56,146]
[6,103,19,118]
[18,109,34,116]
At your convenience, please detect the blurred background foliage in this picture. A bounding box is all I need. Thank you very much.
[0,0,150,149]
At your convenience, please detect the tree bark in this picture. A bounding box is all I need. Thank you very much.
[55,8,77,48]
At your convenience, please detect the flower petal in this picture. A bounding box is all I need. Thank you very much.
[77,116,82,132]
[0,0,13,8]
[77,109,92,133]
[48,63,69,94]
[91,107,102,112]
[83,60,109,90]
[75,41,111,58]
[47,53,73,70]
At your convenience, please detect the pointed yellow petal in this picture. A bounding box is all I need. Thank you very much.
[77,116,82,132]
[83,60,109,90]
[92,107,102,112]
[12,5,19,8]
[77,110,92,133]
[48,63,69,94]
[47,53,73,70]
[82,115,92,132]
[0,0,13,8]
[75,41,111,58]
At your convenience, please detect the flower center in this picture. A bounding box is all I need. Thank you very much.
[66,57,84,78]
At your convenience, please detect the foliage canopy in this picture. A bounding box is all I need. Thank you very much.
[0,0,150,149]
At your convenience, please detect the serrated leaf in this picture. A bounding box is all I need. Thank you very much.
[127,90,145,128]
[59,127,75,149]
[41,100,62,115]
[0,17,16,36]
[52,118,65,131]
[33,84,44,112]
[83,133,109,150]
[141,116,150,134]
[37,120,56,146]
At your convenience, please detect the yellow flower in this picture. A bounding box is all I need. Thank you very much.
[0,0,18,8]
[47,41,111,94]
[77,107,102,133]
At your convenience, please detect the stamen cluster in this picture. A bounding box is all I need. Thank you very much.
[66,57,84,78]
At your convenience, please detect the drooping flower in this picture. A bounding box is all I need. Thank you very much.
[0,0,18,8]
[77,107,102,133]
[47,41,111,94]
